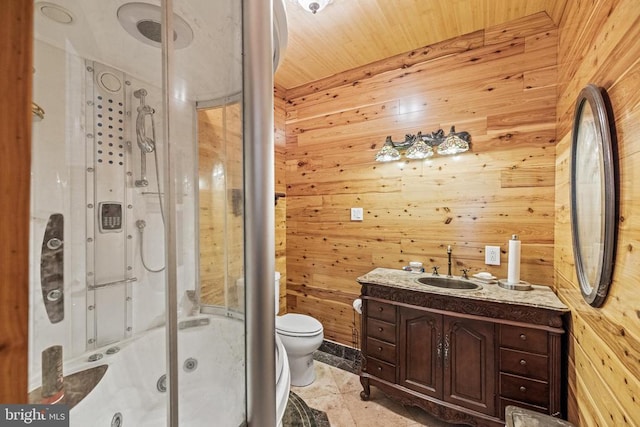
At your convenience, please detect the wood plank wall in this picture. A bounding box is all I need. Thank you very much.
[284,12,560,346]
[554,0,640,425]
[0,0,32,403]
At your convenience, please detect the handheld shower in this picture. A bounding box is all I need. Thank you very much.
[134,88,156,187]
[134,88,156,153]
[136,106,156,153]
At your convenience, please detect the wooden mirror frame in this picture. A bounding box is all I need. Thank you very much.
[570,84,617,307]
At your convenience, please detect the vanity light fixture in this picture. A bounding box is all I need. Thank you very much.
[437,126,471,155]
[297,0,332,14]
[375,126,471,162]
[405,135,434,159]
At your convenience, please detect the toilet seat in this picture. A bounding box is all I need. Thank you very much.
[276,313,323,337]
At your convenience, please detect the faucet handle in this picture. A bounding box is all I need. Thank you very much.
[460,268,469,279]
[432,266,440,276]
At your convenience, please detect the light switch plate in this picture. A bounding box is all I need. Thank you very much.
[351,207,364,221]
[485,246,501,265]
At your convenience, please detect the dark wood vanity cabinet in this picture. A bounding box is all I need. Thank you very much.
[359,282,567,427]
[398,307,495,416]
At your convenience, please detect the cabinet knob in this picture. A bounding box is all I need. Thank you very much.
[378,306,383,312]
[519,333,527,340]
[520,359,527,366]
[377,347,383,352]
[377,366,382,371]
[519,386,527,393]
[378,327,383,332]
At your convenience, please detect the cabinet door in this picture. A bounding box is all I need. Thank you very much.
[443,316,495,415]
[399,307,443,399]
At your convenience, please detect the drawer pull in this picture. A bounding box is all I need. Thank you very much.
[378,327,383,332]
[519,333,527,340]
[519,386,527,393]
[377,347,383,352]
[377,367,382,371]
[378,306,384,312]
[520,359,527,366]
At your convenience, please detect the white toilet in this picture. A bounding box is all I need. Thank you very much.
[236,272,324,387]
[274,272,324,387]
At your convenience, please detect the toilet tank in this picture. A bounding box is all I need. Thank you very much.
[274,271,281,315]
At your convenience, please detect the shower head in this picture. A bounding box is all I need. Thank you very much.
[117,3,194,50]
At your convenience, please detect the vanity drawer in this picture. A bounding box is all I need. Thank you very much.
[367,300,396,323]
[366,357,396,383]
[500,373,549,407]
[367,318,396,343]
[500,348,548,381]
[366,337,396,364]
[500,325,547,354]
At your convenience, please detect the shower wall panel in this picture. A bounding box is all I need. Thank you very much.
[84,60,134,348]
[30,39,87,388]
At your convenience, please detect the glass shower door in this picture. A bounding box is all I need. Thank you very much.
[171,0,246,425]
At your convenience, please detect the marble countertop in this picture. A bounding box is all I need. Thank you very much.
[357,268,569,312]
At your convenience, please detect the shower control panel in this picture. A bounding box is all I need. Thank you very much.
[98,202,123,233]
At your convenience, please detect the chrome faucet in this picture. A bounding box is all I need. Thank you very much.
[447,245,452,277]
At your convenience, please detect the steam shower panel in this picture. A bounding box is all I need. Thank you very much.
[85,60,135,348]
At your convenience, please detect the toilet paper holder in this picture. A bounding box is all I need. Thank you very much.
[352,298,362,314]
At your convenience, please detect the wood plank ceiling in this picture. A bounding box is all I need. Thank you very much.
[275,0,568,90]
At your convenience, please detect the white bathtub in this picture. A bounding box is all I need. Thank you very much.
[61,315,289,426]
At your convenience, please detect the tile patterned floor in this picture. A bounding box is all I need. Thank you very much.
[283,391,330,427]
[291,360,464,427]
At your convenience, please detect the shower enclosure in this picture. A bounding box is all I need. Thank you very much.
[29,0,285,425]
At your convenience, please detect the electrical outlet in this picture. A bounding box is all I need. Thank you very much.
[485,246,501,265]
[350,207,364,221]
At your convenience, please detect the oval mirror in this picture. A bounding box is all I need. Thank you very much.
[570,84,617,307]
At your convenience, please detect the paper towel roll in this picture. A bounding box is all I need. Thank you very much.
[507,234,521,284]
[352,298,362,314]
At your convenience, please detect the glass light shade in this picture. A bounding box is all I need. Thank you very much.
[375,142,401,162]
[405,139,434,159]
[437,133,469,155]
[298,0,331,14]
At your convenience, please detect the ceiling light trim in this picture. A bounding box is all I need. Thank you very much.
[37,2,75,25]
[297,0,332,14]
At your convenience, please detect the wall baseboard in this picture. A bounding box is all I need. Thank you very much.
[314,339,361,374]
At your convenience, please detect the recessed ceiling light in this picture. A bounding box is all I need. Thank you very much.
[37,2,74,25]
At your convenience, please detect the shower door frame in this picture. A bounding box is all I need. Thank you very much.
[242,0,277,425]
